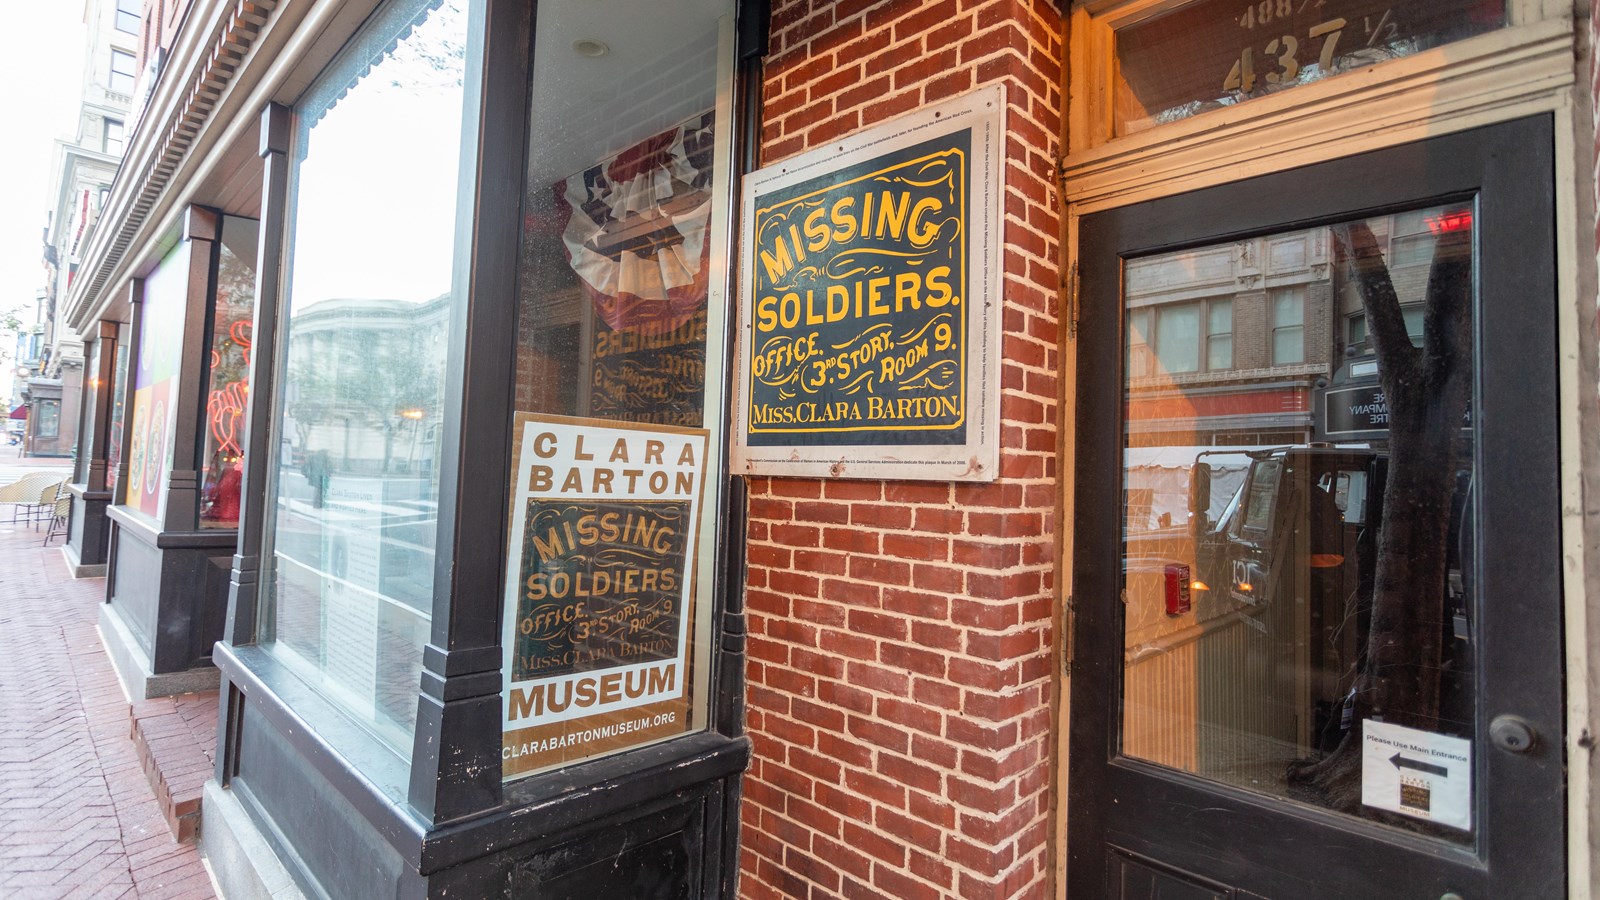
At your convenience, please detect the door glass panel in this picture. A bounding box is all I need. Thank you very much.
[1121,202,1476,839]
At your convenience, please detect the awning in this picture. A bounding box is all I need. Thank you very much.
[8,406,26,420]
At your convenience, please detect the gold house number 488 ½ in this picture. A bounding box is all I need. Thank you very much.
[1224,16,1348,93]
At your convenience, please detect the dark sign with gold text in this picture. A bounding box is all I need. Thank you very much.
[746,133,968,446]
[511,499,687,680]
[734,86,1002,481]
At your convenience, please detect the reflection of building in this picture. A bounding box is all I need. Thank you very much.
[1126,213,1447,447]
[281,294,449,476]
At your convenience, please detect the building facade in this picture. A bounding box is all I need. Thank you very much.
[29,0,140,464]
[51,0,1600,897]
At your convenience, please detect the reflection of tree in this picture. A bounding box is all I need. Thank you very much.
[285,308,443,475]
[383,0,465,91]
[1289,218,1473,810]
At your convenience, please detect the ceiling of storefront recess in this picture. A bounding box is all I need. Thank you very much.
[526,0,726,185]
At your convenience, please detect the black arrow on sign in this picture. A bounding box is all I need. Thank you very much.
[1390,753,1449,777]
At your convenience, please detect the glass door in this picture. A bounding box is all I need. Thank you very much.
[1069,117,1564,899]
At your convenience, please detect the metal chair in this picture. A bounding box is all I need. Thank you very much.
[42,494,71,546]
[29,481,65,531]
[0,473,60,526]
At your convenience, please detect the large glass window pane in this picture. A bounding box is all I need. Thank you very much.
[1121,203,1478,840]
[200,217,258,529]
[502,0,733,781]
[259,0,472,762]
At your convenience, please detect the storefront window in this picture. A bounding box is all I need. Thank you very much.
[258,0,472,760]
[36,401,60,439]
[125,242,191,521]
[501,0,734,780]
[199,217,259,529]
[81,342,103,483]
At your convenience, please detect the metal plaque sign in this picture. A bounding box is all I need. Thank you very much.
[501,414,708,780]
[732,85,1003,481]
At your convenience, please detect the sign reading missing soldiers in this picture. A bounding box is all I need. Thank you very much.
[501,414,708,780]
[732,86,1003,481]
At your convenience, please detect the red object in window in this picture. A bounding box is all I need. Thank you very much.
[1164,563,1192,617]
[1426,210,1473,234]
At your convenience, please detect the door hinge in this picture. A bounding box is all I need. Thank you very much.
[1064,259,1079,342]
[1062,593,1075,668]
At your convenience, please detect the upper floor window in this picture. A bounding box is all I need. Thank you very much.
[110,49,137,94]
[104,119,125,154]
[115,0,140,34]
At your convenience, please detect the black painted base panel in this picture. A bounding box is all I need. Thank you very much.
[105,507,235,676]
[66,488,113,574]
[214,645,748,900]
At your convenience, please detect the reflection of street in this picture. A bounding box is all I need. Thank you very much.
[268,470,436,747]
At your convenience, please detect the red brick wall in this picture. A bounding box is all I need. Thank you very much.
[741,3,1065,898]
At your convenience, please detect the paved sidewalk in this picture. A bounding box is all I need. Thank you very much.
[0,522,216,899]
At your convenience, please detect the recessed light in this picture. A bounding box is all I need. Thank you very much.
[572,39,609,58]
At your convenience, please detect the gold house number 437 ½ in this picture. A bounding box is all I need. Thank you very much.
[1224,15,1348,93]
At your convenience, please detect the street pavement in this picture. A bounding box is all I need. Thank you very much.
[0,466,216,899]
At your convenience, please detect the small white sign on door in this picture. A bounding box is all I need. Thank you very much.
[1361,720,1473,831]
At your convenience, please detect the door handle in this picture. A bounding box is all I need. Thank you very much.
[1489,715,1539,754]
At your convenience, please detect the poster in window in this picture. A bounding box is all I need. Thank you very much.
[125,241,189,518]
[501,413,708,780]
[731,85,1003,481]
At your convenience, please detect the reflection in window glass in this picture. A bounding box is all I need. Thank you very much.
[200,217,258,529]
[1121,203,1477,840]
[107,337,129,473]
[1206,299,1233,371]
[81,342,104,483]
[1128,308,1152,378]
[1271,286,1305,365]
[1155,304,1200,373]
[259,0,471,761]
[504,0,732,780]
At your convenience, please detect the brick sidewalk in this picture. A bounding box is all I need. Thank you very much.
[0,523,216,899]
